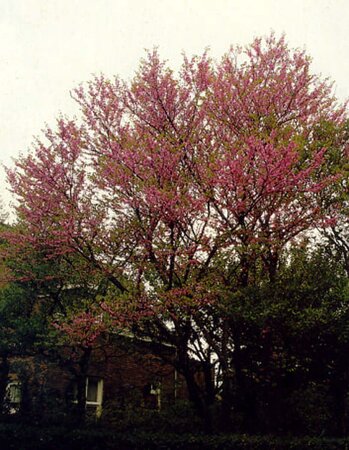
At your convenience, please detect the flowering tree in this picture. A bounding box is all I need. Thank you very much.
[6,34,348,426]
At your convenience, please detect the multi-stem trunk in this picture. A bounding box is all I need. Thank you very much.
[176,341,214,432]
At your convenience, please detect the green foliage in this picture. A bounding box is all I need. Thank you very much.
[215,245,349,434]
[0,283,46,354]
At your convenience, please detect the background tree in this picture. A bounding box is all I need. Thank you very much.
[0,225,112,423]
[223,245,349,435]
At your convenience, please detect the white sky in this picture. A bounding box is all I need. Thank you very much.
[1,0,349,211]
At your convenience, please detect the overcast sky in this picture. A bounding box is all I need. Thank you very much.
[1,0,349,210]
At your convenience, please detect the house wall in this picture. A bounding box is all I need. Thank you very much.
[6,336,189,418]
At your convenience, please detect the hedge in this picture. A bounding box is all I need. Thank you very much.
[1,424,349,449]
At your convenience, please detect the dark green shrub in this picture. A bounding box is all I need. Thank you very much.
[1,424,349,450]
[100,400,202,433]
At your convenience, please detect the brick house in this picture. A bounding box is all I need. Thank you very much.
[5,334,188,419]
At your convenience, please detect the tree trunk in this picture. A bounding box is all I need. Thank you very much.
[331,373,349,436]
[183,368,213,432]
[177,344,213,432]
[73,347,92,424]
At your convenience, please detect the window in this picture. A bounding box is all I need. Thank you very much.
[86,378,103,407]
[5,381,21,414]
[72,377,103,418]
[143,382,161,410]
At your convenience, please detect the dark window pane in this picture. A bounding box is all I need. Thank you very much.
[87,379,98,403]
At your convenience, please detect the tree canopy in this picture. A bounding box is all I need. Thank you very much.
[3,34,349,434]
